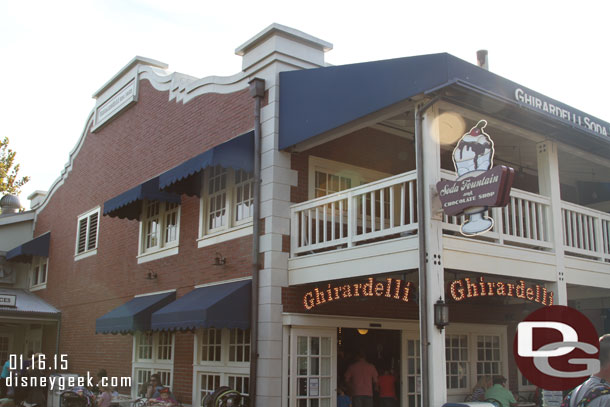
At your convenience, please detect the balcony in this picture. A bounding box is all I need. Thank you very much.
[288,171,610,285]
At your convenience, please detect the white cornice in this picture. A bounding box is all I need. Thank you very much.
[93,56,168,98]
[138,65,251,103]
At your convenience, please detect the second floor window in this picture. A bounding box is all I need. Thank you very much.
[30,256,48,289]
[141,201,180,254]
[75,208,100,258]
[202,166,253,236]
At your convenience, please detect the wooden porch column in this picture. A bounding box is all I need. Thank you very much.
[536,140,568,305]
[421,104,448,405]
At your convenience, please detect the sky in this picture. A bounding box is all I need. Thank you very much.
[1,0,609,209]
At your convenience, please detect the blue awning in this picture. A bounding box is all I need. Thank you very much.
[158,131,254,197]
[151,280,251,331]
[6,232,51,262]
[95,291,176,334]
[279,53,610,156]
[103,177,181,220]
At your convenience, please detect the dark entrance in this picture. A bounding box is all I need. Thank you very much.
[338,328,401,406]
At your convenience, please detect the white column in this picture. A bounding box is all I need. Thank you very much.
[536,140,567,305]
[257,77,297,407]
[421,105,447,405]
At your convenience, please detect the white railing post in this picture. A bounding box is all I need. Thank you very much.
[594,214,604,258]
[347,193,355,248]
[290,209,299,256]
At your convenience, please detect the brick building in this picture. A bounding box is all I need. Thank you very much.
[5,24,610,407]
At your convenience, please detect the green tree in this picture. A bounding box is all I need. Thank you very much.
[1,137,30,195]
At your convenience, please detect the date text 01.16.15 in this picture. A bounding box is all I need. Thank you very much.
[9,354,68,371]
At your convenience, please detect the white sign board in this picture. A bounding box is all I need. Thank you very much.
[0,294,17,307]
[93,79,137,131]
[542,390,563,407]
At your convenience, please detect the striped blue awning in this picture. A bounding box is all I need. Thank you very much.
[103,177,181,220]
[96,291,176,334]
[6,232,51,262]
[158,131,254,197]
[151,280,251,331]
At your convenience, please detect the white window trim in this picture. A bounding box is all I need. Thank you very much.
[197,223,253,248]
[29,256,48,291]
[192,328,251,407]
[198,167,254,242]
[131,332,175,398]
[74,207,100,260]
[517,370,536,392]
[137,200,181,263]
[307,156,392,200]
[445,324,508,397]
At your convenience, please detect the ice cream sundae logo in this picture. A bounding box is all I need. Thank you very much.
[453,120,494,175]
[437,120,515,236]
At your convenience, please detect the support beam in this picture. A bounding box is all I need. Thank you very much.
[537,140,568,305]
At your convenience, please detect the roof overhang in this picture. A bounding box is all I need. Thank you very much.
[279,53,610,157]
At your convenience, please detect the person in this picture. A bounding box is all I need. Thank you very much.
[141,374,164,398]
[344,352,378,407]
[467,376,492,402]
[23,353,47,407]
[97,385,112,407]
[0,359,10,398]
[484,375,516,407]
[561,334,610,407]
[153,388,177,406]
[377,367,397,407]
[337,387,351,407]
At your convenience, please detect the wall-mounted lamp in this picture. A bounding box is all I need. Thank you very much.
[213,252,226,266]
[146,271,157,280]
[434,298,449,330]
[357,329,369,335]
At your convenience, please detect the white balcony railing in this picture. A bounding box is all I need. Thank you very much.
[561,201,610,261]
[289,169,610,263]
[290,171,418,256]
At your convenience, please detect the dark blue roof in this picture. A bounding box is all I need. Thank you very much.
[95,291,176,334]
[6,232,51,262]
[103,177,181,221]
[279,53,610,154]
[151,280,251,331]
[159,130,254,197]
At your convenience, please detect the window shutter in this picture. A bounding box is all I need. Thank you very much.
[87,212,98,250]
[77,218,88,253]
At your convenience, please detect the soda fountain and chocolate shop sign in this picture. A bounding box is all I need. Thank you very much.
[436,120,515,236]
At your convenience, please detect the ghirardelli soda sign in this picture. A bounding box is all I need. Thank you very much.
[436,120,515,236]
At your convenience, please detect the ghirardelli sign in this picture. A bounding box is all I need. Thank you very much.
[436,120,515,236]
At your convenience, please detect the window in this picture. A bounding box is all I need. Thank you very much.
[132,332,174,397]
[138,200,180,263]
[307,156,391,200]
[446,334,468,390]
[444,326,507,397]
[195,328,251,406]
[0,334,10,365]
[30,257,48,290]
[314,171,352,198]
[476,335,502,380]
[199,166,254,247]
[75,207,100,259]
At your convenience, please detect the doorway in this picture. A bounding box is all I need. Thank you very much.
[338,328,401,407]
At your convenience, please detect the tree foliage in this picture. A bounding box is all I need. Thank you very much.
[1,137,30,195]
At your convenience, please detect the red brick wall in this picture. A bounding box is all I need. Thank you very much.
[34,79,254,403]
[291,129,415,204]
